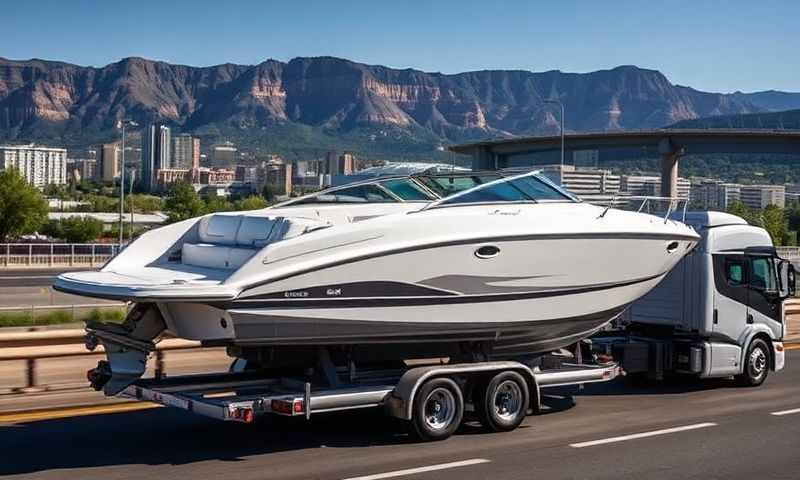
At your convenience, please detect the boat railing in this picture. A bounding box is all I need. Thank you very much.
[599,196,689,224]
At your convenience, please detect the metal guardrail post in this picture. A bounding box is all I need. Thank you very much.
[26,358,36,389]
[70,244,74,266]
[91,244,95,265]
[4,244,8,267]
[28,244,32,267]
[155,350,165,380]
[49,244,53,266]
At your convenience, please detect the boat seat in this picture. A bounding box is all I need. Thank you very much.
[181,214,328,270]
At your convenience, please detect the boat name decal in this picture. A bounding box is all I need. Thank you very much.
[284,290,310,298]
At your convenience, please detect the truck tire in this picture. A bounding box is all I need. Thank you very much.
[411,377,464,441]
[475,371,529,432]
[737,338,770,387]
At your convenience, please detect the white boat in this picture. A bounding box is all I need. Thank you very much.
[55,171,699,394]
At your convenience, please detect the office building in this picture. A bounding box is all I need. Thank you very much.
[211,142,237,166]
[739,185,785,209]
[321,151,356,176]
[141,124,171,192]
[621,174,691,200]
[199,168,236,185]
[235,165,259,185]
[71,159,97,182]
[258,161,293,196]
[0,144,67,187]
[155,169,191,191]
[539,164,621,205]
[97,143,120,183]
[172,134,200,170]
[691,180,741,210]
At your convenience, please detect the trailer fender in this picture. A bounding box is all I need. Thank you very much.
[385,361,539,421]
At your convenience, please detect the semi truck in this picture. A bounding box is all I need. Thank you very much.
[596,211,795,385]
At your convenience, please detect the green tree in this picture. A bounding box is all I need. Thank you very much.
[0,169,48,241]
[205,196,234,213]
[236,195,268,211]
[45,217,105,243]
[727,201,763,227]
[261,184,277,203]
[164,181,205,223]
[761,204,787,246]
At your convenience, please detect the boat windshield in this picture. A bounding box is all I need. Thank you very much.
[425,172,575,209]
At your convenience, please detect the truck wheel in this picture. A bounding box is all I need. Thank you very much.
[475,371,529,432]
[411,377,464,441]
[737,338,770,387]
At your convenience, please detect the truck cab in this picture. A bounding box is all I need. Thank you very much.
[610,211,795,385]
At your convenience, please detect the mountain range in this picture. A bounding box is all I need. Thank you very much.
[1,55,799,159]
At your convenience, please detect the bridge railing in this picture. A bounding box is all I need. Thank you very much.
[0,243,119,268]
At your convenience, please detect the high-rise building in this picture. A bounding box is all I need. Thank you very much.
[258,160,293,196]
[211,142,237,166]
[172,134,200,169]
[0,144,67,187]
[320,151,356,176]
[141,124,171,192]
[71,159,97,182]
[739,185,785,210]
[97,143,120,183]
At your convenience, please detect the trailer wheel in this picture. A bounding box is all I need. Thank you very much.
[475,371,529,432]
[411,377,464,441]
[737,338,770,387]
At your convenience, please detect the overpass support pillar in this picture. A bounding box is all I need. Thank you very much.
[658,137,684,199]
[660,153,679,199]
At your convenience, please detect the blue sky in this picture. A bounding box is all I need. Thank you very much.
[4,0,798,93]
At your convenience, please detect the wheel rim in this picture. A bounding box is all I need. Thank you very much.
[493,380,523,421]
[424,387,456,431]
[749,346,767,379]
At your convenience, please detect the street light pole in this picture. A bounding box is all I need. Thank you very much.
[118,121,125,249]
[118,119,137,249]
[544,99,565,167]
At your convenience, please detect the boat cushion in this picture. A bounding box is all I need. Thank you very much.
[182,243,257,270]
[198,215,242,246]
[236,216,280,247]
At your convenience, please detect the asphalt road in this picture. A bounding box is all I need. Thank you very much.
[0,268,116,307]
[1,350,799,480]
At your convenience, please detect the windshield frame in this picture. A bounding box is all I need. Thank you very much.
[420,171,577,211]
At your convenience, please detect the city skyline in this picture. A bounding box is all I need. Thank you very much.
[3,0,800,93]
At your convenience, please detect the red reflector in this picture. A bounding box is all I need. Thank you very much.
[293,400,304,414]
[242,408,254,423]
[776,344,784,352]
[271,399,292,415]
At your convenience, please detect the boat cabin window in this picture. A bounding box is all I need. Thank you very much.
[380,179,435,201]
[436,174,573,206]
[293,184,398,204]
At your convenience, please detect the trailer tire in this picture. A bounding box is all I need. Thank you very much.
[475,371,529,432]
[411,377,464,441]
[737,338,770,387]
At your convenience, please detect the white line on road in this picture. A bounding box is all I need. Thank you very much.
[569,422,717,448]
[0,275,56,280]
[342,459,491,480]
[771,408,800,416]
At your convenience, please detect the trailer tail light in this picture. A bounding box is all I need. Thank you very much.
[271,398,304,416]
[775,343,784,352]
[230,406,255,423]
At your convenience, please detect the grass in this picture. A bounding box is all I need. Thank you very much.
[0,307,126,328]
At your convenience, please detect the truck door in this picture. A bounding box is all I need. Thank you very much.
[712,254,749,341]
[746,255,782,339]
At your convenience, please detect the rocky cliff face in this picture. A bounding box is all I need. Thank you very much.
[0,55,781,144]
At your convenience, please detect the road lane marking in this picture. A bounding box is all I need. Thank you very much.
[342,459,491,480]
[771,408,800,416]
[0,275,57,280]
[0,402,159,423]
[569,422,717,448]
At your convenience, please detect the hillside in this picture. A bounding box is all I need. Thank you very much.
[1,55,796,159]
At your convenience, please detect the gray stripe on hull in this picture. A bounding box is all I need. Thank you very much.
[229,305,626,356]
